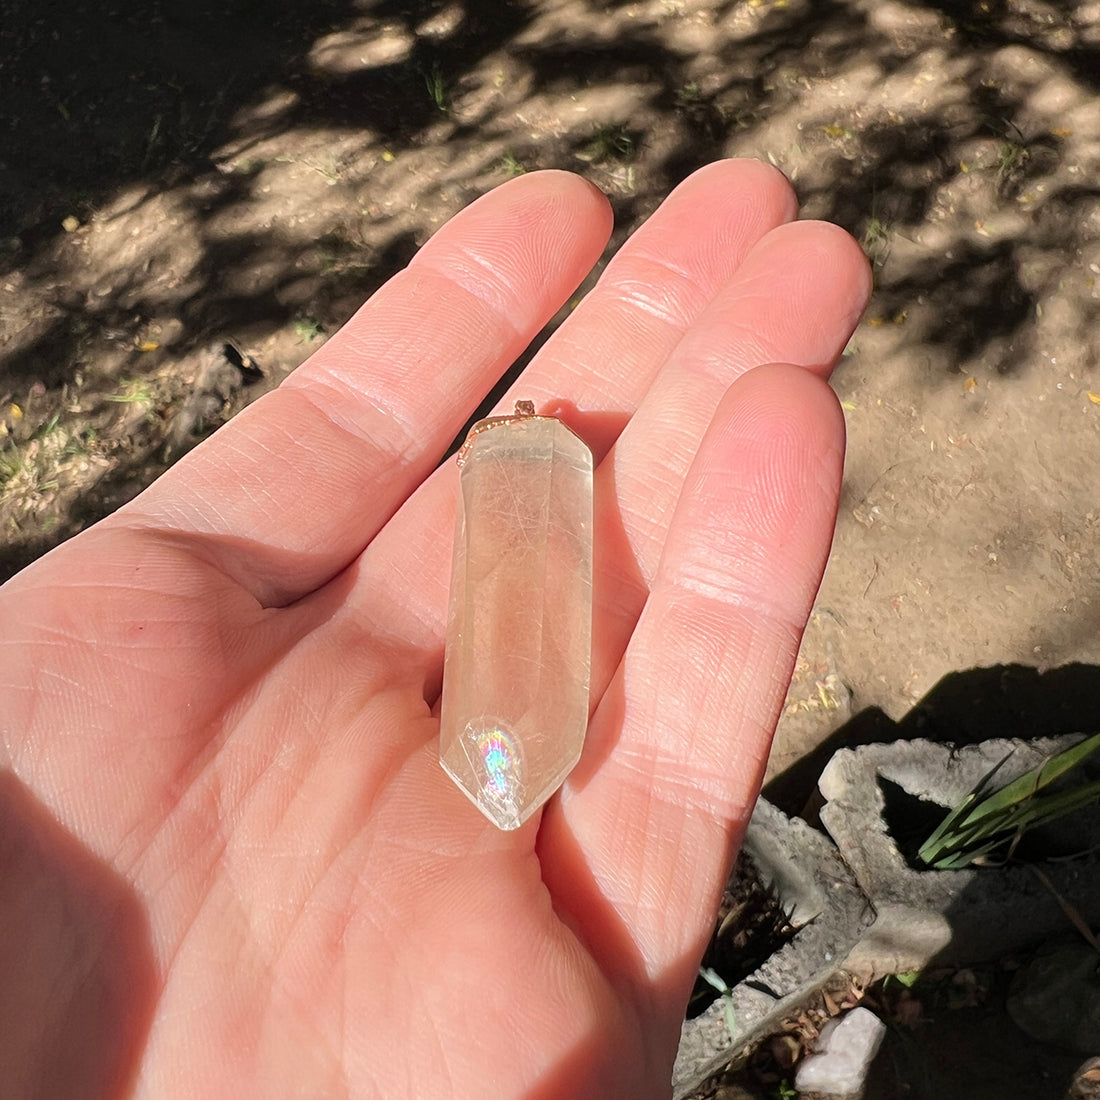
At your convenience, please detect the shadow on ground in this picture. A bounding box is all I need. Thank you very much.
[0,4,1097,564]
[766,662,1100,815]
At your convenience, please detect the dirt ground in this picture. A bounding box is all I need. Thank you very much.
[2,0,1099,1096]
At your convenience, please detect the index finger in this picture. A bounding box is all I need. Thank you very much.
[115,171,613,607]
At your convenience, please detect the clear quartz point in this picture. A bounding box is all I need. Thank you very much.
[440,403,593,830]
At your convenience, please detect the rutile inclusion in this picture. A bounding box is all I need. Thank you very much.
[439,402,593,830]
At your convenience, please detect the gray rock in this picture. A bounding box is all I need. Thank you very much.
[1007,940,1100,1055]
[794,1006,886,1098]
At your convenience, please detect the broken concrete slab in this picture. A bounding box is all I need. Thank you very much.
[818,737,1100,978]
[673,799,873,1099]
[675,737,1100,1095]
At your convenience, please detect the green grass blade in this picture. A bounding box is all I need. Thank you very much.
[918,794,978,864]
[920,816,1014,867]
[928,836,1007,869]
[918,734,1100,868]
[1010,777,1100,834]
[918,751,1015,864]
[958,733,1100,830]
[923,779,1100,868]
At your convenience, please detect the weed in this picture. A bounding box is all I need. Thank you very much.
[919,732,1100,869]
[0,446,22,486]
[294,315,326,343]
[107,378,155,405]
[862,215,892,268]
[0,413,84,500]
[497,152,527,177]
[862,216,888,248]
[424,62,448,113]
[697,966,737,1038]
[986,120,1032,193]
[579,123,636,164]
[674,81,702,107]
[883,969,921,993]
[995,139,1030,183]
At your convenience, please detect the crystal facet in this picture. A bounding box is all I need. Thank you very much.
[440,404,593,830]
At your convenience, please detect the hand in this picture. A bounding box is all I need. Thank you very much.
[0,160,870,1098]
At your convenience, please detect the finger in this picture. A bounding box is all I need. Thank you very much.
[539,364,845,1008]
[118,171,612,606]
[590,219,870,684]
[352,213,868,695]
[351,159,800,649]
[506,159,799,457]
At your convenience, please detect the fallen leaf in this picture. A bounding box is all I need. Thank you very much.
[137,340,160,352]
[821,124,853,139]
[9,403,23,419]
[964,377,978,392]
[1088,392,1100,405]
[1052,127,1073,139]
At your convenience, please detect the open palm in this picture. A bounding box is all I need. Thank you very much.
[0,161,869,1098]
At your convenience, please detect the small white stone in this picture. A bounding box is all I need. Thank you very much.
[794,1007,886,1097]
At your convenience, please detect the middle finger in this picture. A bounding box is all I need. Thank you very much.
[349,160,798,655]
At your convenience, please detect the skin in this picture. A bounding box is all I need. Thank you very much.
[0,160,871,1099]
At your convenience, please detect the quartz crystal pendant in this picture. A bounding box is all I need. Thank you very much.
[440,401,593,830]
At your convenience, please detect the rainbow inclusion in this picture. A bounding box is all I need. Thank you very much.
[461,722,524,826]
